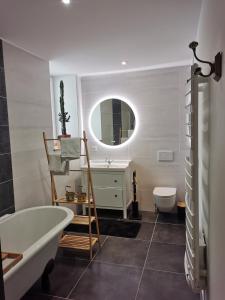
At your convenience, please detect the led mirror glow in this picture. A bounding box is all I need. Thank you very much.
[62,0,70,5]
[89,97,138,148]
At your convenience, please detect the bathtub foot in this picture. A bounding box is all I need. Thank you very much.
[41,259,55,292]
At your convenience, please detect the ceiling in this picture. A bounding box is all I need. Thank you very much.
[0,0,202,75]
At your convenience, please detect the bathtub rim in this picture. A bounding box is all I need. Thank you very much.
[1,205,74,281]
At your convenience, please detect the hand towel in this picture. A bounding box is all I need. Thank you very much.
[60,137,81,160]
[49,151,69,175]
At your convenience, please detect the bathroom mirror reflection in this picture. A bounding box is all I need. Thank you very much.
[90,98,136,146]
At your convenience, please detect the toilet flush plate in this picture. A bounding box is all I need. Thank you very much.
[157,150,174,162]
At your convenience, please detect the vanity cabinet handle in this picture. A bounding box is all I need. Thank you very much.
[114,180,118,183]
[114,194,118,198]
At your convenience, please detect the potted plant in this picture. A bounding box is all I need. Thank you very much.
[58,80,71,138]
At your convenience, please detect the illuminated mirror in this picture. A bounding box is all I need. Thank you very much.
[90,98,136,146]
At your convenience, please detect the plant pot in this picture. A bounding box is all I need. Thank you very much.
[66,191,75,201]
[76,192,87,203]
[58,134,71,139]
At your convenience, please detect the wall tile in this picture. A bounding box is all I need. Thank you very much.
[0,125,10,154]
[0,180,14,213]
[3,41,53,211]
[81,66,187,211]
[0,98,8,125]
[0,40,4,68]
[3,42,50,104]
[0,206,15,217]
[0,68,6,98]
[0,39,14,216]
[7,101,52,129]
[0,154,13,182]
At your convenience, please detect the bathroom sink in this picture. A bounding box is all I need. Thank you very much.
[81,160,131,170]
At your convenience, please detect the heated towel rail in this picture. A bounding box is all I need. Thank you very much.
[184,64,207,292]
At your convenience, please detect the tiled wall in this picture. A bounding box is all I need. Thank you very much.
[0,39,15,217]
[81,66,187,211]
[3,42,52,210]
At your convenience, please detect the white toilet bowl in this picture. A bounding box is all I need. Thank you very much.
[153,187,176,212]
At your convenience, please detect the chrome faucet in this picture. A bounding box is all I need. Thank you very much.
[105,158,113,165]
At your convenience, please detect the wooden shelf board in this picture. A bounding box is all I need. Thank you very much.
[71,215,95,225]
[54,197,93,206]
[1,253,8,260]
[59,235,98,251]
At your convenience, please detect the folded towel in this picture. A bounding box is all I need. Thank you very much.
[60,137,81,160]
[49,151,69,175]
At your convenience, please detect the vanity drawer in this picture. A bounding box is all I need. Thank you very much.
[94,188,123,208]
[83,172,123,188]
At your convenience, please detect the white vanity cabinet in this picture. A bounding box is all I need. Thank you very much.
[81,161,133,218]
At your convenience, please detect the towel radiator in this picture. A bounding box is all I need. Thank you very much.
[184,64,207,292]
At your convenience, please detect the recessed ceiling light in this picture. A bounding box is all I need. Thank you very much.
[62,0,70,5]
[121,61,127,66]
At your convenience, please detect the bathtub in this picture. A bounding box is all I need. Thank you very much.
[0,205,74,300]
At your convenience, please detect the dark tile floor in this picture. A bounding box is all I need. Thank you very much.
[22,212,200,300]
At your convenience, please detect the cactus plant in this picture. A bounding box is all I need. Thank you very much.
[58,80,70,136]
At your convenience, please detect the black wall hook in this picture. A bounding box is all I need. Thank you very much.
[189,41,222,82]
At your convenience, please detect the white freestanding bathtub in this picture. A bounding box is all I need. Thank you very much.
[0,206,74,300]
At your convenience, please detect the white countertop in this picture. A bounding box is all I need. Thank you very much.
[81,160,131,171]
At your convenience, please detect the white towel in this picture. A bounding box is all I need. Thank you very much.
[60,137,81,160]
[49,151,69,175]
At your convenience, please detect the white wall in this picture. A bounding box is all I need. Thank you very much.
[3,42,52,210]
[81,66,187,211]
[197,0,225,299]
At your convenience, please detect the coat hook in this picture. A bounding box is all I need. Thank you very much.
[189,41,222,82]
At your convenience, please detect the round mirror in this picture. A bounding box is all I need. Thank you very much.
[90,98,136,146]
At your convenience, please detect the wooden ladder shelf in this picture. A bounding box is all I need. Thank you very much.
[43,130,101,259]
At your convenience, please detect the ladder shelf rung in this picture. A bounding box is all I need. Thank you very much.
[54,197,94,206]
[71,215,95,225]
[59,234,98,251]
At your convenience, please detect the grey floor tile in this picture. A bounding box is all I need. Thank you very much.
[136,222,155,240]
[22,294,64,300]
[141,211,157,223]
[94,236,149,267]
[69,261,142,300]
[146,242,185,273]
[157,213,185,225]
[24,256,89,298]
[153,223,185,245]
[136,269,200,300]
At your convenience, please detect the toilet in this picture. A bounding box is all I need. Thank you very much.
[153,187,177,212]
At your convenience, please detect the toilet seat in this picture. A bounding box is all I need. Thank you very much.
[153,187,176,197]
